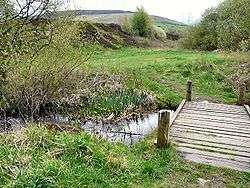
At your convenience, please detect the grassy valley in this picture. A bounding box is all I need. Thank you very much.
[0,1,250,187]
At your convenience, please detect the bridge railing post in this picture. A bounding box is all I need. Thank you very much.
[186,80,192,102]
[157,110,171,148]
[239,82,246,105]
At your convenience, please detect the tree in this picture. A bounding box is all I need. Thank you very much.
[131,7,153,37]
[182,0,250,51]
[182,8,219,51]
[217,0,250,51]
[0,0,60,83]
[0,0,58,60]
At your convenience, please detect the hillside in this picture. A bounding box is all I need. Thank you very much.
[57,10,187,30]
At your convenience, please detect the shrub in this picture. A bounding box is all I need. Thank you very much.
[2,53,83,119]
[1,20,90,119]
[131,7,153,37]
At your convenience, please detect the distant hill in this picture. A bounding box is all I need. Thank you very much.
[57,10,186,30]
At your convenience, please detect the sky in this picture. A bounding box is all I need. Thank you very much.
[62,0,223,24]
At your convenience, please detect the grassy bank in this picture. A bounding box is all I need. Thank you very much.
[2,45,249,120]
[0,125,249,187]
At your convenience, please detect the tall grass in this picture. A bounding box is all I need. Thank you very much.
[0,125,248,187]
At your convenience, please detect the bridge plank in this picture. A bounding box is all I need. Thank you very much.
[171,130,250,148]
[177,116,250,127]
[173,123,250,136]
[182,108,247,115]
[177,147,250,165]
[183,105,246,113]
[172,127,250,141]
[181,109,249,119]
[179,113,250,124]
[175,142,250,158]
[186,102,244,110]
[180,150,250,172]
[171,129,250,147]
[171,136,250,153]
[175,119,250,132]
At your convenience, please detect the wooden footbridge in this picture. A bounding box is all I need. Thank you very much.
[157,81,250,172]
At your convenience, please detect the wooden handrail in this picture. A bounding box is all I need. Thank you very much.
[170,99,186,127]
[244,105,250,117]
[186,80,192,101]
[239,82,246,105]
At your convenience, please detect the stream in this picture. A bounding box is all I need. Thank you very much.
[0,110,174,145]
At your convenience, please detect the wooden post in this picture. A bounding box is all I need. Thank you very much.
[239,83,246,105]
[186,80,192,102]
[157,110,171,148]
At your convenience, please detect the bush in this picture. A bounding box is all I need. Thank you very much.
[1,20,89,119]
[239,39,250,52]
[131,7,153,37]
[3,59,79,118]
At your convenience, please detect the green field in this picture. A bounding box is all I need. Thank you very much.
[86,48,243,107]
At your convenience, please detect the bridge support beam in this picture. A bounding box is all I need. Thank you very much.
[157,110,171,148]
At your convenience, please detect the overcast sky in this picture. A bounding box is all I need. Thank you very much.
[63,0,223,23]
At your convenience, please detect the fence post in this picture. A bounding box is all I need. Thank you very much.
[186,80,192,102]
[239,82,246,105]
[157,110,171,148]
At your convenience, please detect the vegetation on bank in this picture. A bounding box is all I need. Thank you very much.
[1,8,249,119]
[0,125,249,187]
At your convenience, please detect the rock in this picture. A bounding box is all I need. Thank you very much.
[198,178,212,188]
[105,113,115,122]
[166,31,181,41]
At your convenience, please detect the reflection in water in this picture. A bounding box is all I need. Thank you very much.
[0,118,24,132]
[49,111,173,145]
